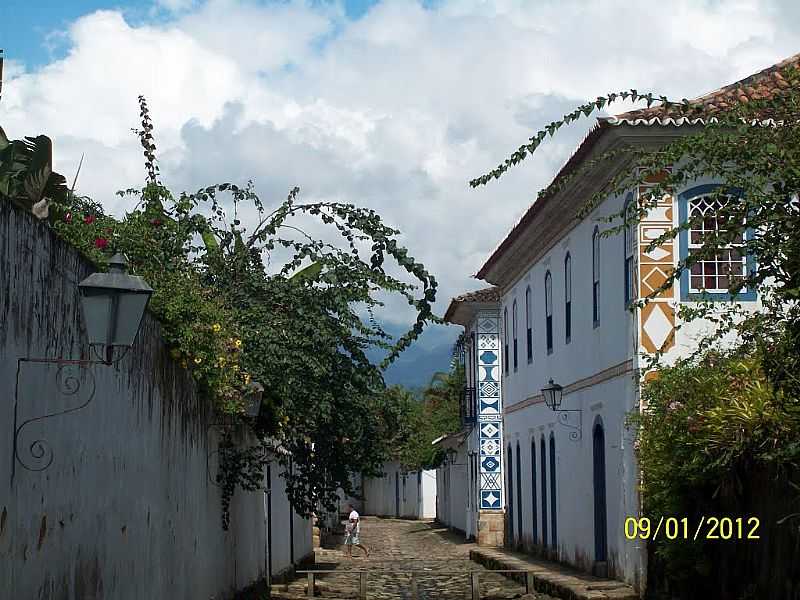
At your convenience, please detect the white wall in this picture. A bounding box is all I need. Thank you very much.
[363,462,436,519]
[435,445,469,533]
[266,461,313,580]
[0,201,312,599]
[498,191,642,583]
[496,180,762,587]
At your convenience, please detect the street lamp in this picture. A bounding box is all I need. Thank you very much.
[244,381,265,417]
[541,379,564,410]
[12,254,154,482]
[541,378,582,441]
[78,253,153,364]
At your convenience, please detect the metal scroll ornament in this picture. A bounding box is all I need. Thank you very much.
[12,360,97,481]
[557,409,582,442]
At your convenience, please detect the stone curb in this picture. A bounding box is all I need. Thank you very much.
[469,549,639,600]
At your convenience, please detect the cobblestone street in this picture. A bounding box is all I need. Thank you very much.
[271,518,558,600]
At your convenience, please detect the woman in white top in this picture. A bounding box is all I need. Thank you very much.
[344,504,370,559]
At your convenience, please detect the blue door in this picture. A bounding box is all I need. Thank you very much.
[593,421,608,562]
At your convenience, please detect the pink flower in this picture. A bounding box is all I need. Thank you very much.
[94,238,109,249]
[84,215,96,225]
[65,212,73,223]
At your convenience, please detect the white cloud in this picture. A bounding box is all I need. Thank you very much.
[2,0,799,334]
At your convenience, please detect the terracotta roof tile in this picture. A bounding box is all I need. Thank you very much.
[450,287,501,304]
[615,52,800,122]
[476,52,800,283]
[443,286,500,324]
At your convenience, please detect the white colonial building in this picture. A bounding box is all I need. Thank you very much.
[441,56,791,590]
[438,287,505,546]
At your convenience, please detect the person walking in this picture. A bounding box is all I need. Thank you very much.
[343,504,369,559]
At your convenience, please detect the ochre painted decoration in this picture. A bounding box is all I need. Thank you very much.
[638,185,676,354]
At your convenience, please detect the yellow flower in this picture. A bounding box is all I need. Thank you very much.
[234,339,242,349]
[212,323,222,333]
[194,357,202,364]
[244,373,251,385]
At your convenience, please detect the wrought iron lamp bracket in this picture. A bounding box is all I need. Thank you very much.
[11,355,123,486]
[554,408,582,442]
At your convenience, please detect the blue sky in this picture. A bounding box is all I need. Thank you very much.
[2,0,431,69]
[2,0,798,384]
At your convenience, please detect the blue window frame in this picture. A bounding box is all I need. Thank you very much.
[507,442,514,542]
[678,184,756,301]
[503,307,509,375]
[516,442,523,539]
[530,437,538,544]
[525,286,533,363]
[512,299,518,371]
[623,193,637,307]
[540,436,548,547]
[549,433,557,550]
[544,271,553,354]
[564,253,572,344]
[592,227,600,327]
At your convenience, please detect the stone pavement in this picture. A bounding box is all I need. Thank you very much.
[270,517,559,600]
[470,548,638,600]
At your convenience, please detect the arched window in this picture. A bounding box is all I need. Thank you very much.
[516,442,523,539]
[624,195,637,306]
[540,436,548,547]
[549,433,558,550]
[592,227,600,327]
[507,443,514,543]
[503,307,509,376]
[544,271,553,354]
[470,333,476,388]
[512,299,518,371]
[530,438,538,544]
[564,253,572,344]
[525,286,533,363]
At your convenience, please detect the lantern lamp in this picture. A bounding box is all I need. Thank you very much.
[78,253,153,363]
[541,378,564,411]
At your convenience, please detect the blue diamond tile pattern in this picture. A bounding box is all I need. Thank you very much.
[481,490,502,509]
[481,455,500,473]
[475,311,503,510]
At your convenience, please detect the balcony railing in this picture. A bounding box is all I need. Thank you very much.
[460,387,476,425]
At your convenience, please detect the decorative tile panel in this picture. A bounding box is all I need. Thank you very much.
[475,309,503,511]
[637,182,676,355]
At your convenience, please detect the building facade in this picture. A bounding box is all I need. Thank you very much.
[363,462,436,519]
[442,55,797,589]
[439,288,505,546]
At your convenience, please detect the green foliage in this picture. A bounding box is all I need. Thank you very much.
[0,97,440,527]
[0,127,70,215]
[630,350,800,585]
[474,62,800,591]
[385,363,464,472]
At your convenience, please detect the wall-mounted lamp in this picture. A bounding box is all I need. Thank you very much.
[244,381,265,417]
[12,254,153,483]
[541,378,582,441]
[78,253,153,364]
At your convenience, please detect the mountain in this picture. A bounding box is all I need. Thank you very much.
[367,322,460,390]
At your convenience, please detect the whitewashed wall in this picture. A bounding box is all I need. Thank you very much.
[266,462,314,580]
[498,191,642,584]
[0,202,311,599]
[435,447,469,533]
[363,462,436,519]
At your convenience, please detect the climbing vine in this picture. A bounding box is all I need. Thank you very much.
[1,96,439,527]
[472,61,800,595]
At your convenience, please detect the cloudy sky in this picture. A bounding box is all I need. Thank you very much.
[2,0,799,383]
